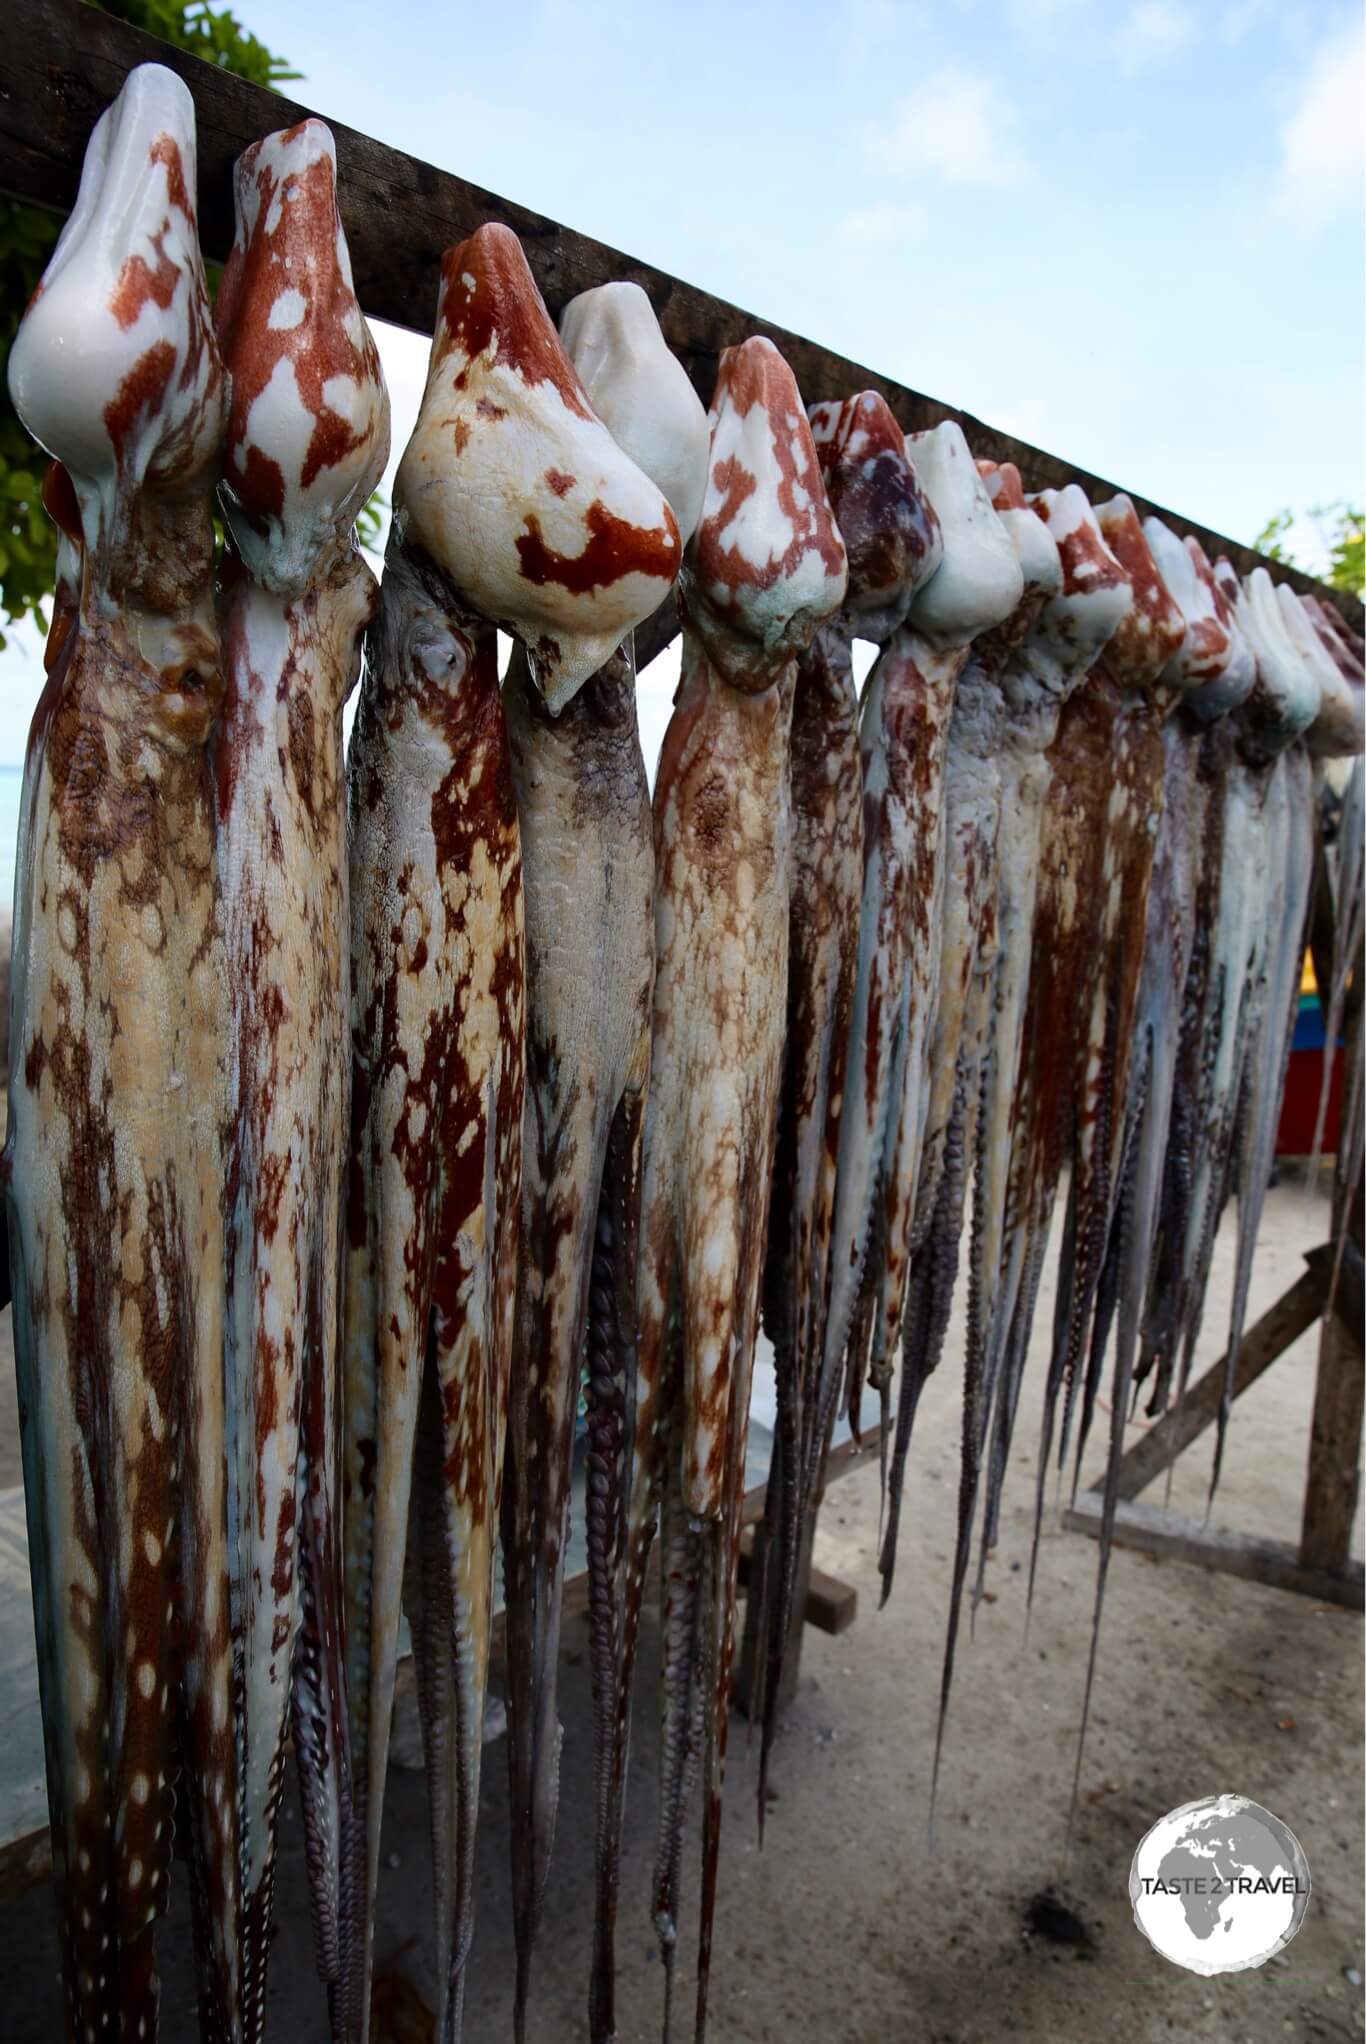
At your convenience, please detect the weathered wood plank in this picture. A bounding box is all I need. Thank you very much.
[1064,1491,1364,1610]
[1,0,1359,631]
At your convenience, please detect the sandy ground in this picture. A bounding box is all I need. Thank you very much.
[0,1167,1362,2042]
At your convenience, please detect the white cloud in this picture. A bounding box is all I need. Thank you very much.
[1275,16,1365,227]
[1116,1,1196,73]
[869,68,1029,188]
[838,200,929,245]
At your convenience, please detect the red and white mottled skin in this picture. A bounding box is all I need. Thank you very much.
[753,390,939,1797]
[619,337,846,2042]
[825,422,1020,1517]
[5,64,238,2043]
[342,224,679,2044]
[212,117,389,2041]
[395,226,680,712]
[496,279,708,2044]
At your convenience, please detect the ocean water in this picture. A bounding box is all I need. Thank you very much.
[0,766,21,922]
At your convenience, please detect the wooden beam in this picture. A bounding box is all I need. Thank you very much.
[1,0,1359,635]
[1064,1491,1365,1610]
[1098,1250,1331,1504]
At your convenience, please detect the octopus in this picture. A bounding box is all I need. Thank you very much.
[1060,523,1242,1808]
[616,335,846,2042]
[822,423,1023,1587]
[1143,565,1322,1492]
[968,488,1132,1608]
[1300,604,1365,1204]
[496,279,707,2044]
[212,118,389,2039]
[5,64,238,2042]
[1213,584,1362,1468]
[1037,497,1185,1509]
[341,222,679,2044]
[753,390,941,1817]
[1133,554,1258,1421]
[876,467,1063,1786]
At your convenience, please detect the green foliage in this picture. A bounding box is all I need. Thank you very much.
[0,2,296,647]
[0,203,62,646]
[356,491,387,560]
[1252,508,1295,566]
[1255,502,1365,598]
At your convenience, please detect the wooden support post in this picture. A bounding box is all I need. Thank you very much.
[733,1475,858,1724]
[1300,1171,1365,1574]
[1100,1249,1331,1503]
[734,1508,810,1724]
[1301,1309,1365,1573]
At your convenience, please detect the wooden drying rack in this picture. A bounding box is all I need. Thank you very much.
[0,0,1361,1898]
[3,0,1362,654]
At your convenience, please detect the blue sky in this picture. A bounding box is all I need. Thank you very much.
[0,0,1360,766]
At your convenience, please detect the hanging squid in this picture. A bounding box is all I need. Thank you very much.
[752,389,941,1814]
[968,487,1133,1602]
[496,279,707,2044]
[618,335,846,2042]
[342,222,679,2044]
[212,119,390,2039]
[5,63,239,2042]
[823,424,1020,1561]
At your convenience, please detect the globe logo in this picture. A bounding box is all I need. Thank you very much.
[1129,1795,1311,1976]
